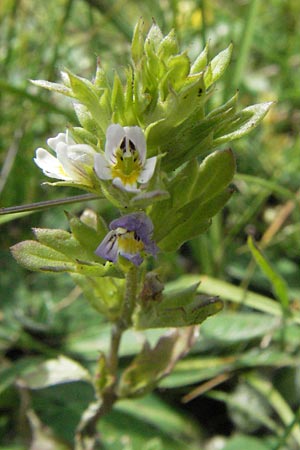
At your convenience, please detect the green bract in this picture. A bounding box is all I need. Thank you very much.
[32,19,272,176]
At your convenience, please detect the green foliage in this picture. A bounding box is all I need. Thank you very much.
[2,1,300,449]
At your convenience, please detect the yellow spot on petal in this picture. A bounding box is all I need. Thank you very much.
[117,229,144,255]
[111,149,142,187]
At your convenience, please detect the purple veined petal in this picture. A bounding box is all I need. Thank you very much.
[137,156,157,184]
[34,148,71,180]
[95,230,119,262]
[120,251,143,266]
[110,212,155,251]
[124,126,147,164]
[112,177,141,193]
[105,124,125,163]
[94,153,113,180]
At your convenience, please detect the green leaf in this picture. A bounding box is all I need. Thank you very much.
[131,17,145,65]
[248,236,289,310]
[67,71,107,134]
[157,29,179,60]
[21,356,91,389]
[11,240,76,273]
[130,190,170,208]
[204,43,233,88]
[72,274,124,319]
[190,44,208,74]
[118,327,197,397]
[30,79,73,97]
[144,22,164,54]
[158,188,233,251]
[134,284,223,329]
[165,52,191,91]
[168,159,199,209]
[200,311,279,344]
[111,72,125,123]
[101,395,199,449]
[166,274,300,325]
[222,435,271,450]
[190,148,236,202]
[0,358,41,395]
[32,228,85,260]
[68,212,107,259]
[214,102,273,145]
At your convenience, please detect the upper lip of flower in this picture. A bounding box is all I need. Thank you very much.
[34,131,96,183]
[94,124,157,193]
[95,212,158,266]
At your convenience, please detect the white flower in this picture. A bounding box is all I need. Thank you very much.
[94,124,157,193]
[34,131,96,185]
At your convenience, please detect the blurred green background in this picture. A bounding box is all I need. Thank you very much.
[1,1,300,449]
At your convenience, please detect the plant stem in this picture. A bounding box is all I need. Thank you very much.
[122,265,139,328]
[75,264,139,449]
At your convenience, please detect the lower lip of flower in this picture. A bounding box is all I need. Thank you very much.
[117,228,145,255]
[111,152,142,186]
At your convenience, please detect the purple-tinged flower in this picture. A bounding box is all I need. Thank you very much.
[95,212,158,266]
[94,124,157,193]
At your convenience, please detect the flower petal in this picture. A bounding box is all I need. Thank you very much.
[112,177,141,193]
[120,251,143,266]
[124,126,147,164]
[47,132,75,152]
[105,124,125,163]
[66,144,95,165]
[137,156,157,184]
[94,153,113,180]
[34,148,70,180]
[110,212,153,238]
[95,230,119,262]
[55,146,82,180]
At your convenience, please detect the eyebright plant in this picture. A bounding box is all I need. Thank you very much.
[11,19,272,448]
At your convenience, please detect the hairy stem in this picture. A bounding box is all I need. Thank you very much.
[75,265,139,449]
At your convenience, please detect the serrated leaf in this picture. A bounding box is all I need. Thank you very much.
[134,281,223,329]
[214,102,273,145]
